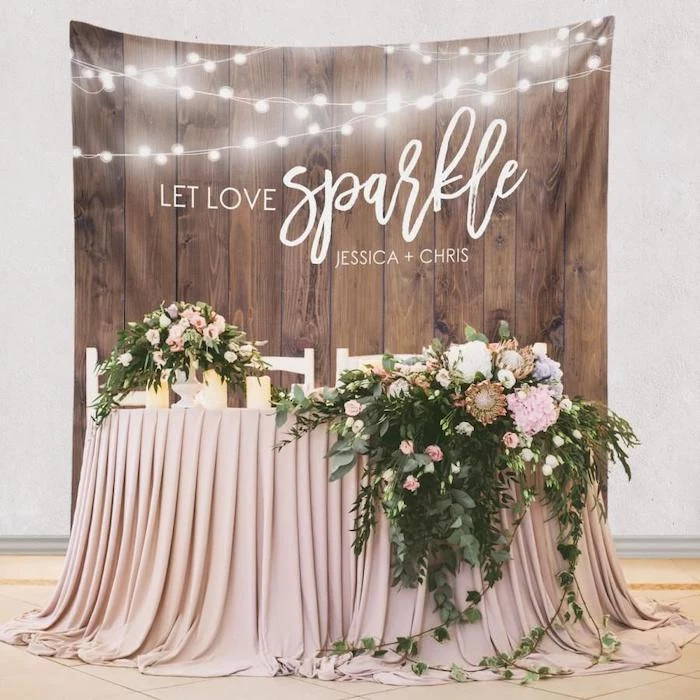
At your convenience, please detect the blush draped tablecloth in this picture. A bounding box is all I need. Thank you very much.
[1,408,697,684]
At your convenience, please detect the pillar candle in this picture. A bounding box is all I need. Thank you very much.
[532,342,548,357]
[246,375,272,409]
[145,379,170,408]
[200,369,228,409]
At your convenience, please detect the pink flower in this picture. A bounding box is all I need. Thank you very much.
[344,399,363,416]
[167,324,184,342]
[506,384,559,436]
[190,313,207,331]
[502,432,519,449]
[212,313,226,333]
[425,444,444,462]
[166,303,179,319]
[166,336,184,352]
[399,439,414,455]
[403,475,420,492]
[203,324,221,341]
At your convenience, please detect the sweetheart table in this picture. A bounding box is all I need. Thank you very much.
[1,408,697,684]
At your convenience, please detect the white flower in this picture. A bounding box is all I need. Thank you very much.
[560,396,573,412]
[387,378,410,398]
[545,454,559,468]
[152,350,165,367]
[445,341,493,382]
[497,368,516,389]
[521,447,535,462]
[145,328,160,346]
[572,429,582,440]
[117,352,133,367]
[542,463,554,477]
[351,419,364,434]
[552,435,565,447]
[435,368,451,388]
[455,421,474,436]
[159,314,172,328]
[381,469,394,482]
[499,349,524,374]
[423,462,435,474]
[224,350,237,363]
[450,463,461,474]
[409,363,427,373]
[239,343,254,356]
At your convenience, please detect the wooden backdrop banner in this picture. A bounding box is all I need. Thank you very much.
[70,19,614,504]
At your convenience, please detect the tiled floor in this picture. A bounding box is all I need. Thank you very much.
[0,558,698,699]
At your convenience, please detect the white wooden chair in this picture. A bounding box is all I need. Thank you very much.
[262,348,315,394]
[85,347,148,416]
[335,348,418,382]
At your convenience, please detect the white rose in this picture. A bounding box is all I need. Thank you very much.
[559,396,573,412]
[387,378,410,397]
[572,429,582,440]
[145,328,160,346]
[456,421,474,436]
[351,419,364,434]
[159,314,171,328]
[445,341,493,382]
[545,454,559,468]
[224,350,237,363]
[497,368,516,389]
[542,463,554,477]
[435,368,451,388]
[552,435,565,447]
[521,447,535,462]
[118,352,133,367]
[240,343,254,355]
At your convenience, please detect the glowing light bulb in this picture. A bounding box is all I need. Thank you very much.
[138,145,151,157]
[81,68,95,79]
[275,136,289,147]
[517,78,531,92]
[550,46,562,58]
[99,150,113,163]
[233,52,247,65]
[72,146,82,158]
[591,18,603,27]
[203,60,216,72]
[495,51,511,68]
[307,122,321,134]
[480,92,495,106]
[528,45,543,62]
[171,143,185,155]
[554,78,569,92]
[155,154,168,165]
[415,94,434,110]
[385,45,395,54]
[375,116,388,128]
[586,54,602,70]
[102,79,115,93]
[340,123,354,136]
[294,105,309,119]
[218,86,234,99]
[458,46,470,56]
[575,32,585,42]
[351,100,366,114]
[422,54,433,64]
[186,52,200,64]
[255,100,270,113]
[597,36,608,46]
[207,149,221,161]
[475,72,487,86]
[474,54,485,65]
[557,27,570,41]
[124,64,137,77]
[179,86,195,100]
[243,136,256,149]
[409,43,420,52]
[386,92,402,112]
[98,70,111,82]
[312,93,328,106]
[165,65,177,78]
[142,72,158,87]
[442,79,460,99]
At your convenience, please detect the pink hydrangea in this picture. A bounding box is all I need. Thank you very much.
[506,385,559,436]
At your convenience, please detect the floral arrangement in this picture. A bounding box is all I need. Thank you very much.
[93,301,266,424]
[276,323,637,680]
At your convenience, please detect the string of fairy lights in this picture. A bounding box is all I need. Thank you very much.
[71,19,611,162]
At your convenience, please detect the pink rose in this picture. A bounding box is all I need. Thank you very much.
[167,336,184,352]
[399,439,414,455]
[425,444,444,462]
[344,399,363,416]
[203,324,221,341]
[190,313,207,331]
[212,313,226,333]
[403,475,420,492]
[502,432,519,449]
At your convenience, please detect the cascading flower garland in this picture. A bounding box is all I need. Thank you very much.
[275,323,638,680]
[93,301,267,425]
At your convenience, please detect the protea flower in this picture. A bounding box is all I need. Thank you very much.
[465,381,507,425]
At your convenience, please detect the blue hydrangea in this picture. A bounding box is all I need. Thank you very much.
[532,355,563,383]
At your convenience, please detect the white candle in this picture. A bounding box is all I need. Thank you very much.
[532,342,548,357]
[145,379,170,408]
[246,375,272,409]
[200,369,228,409]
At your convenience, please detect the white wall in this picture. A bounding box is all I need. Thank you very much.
[0,0,698,539]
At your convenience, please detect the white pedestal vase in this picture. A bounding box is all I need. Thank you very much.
[172,362,201,408]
